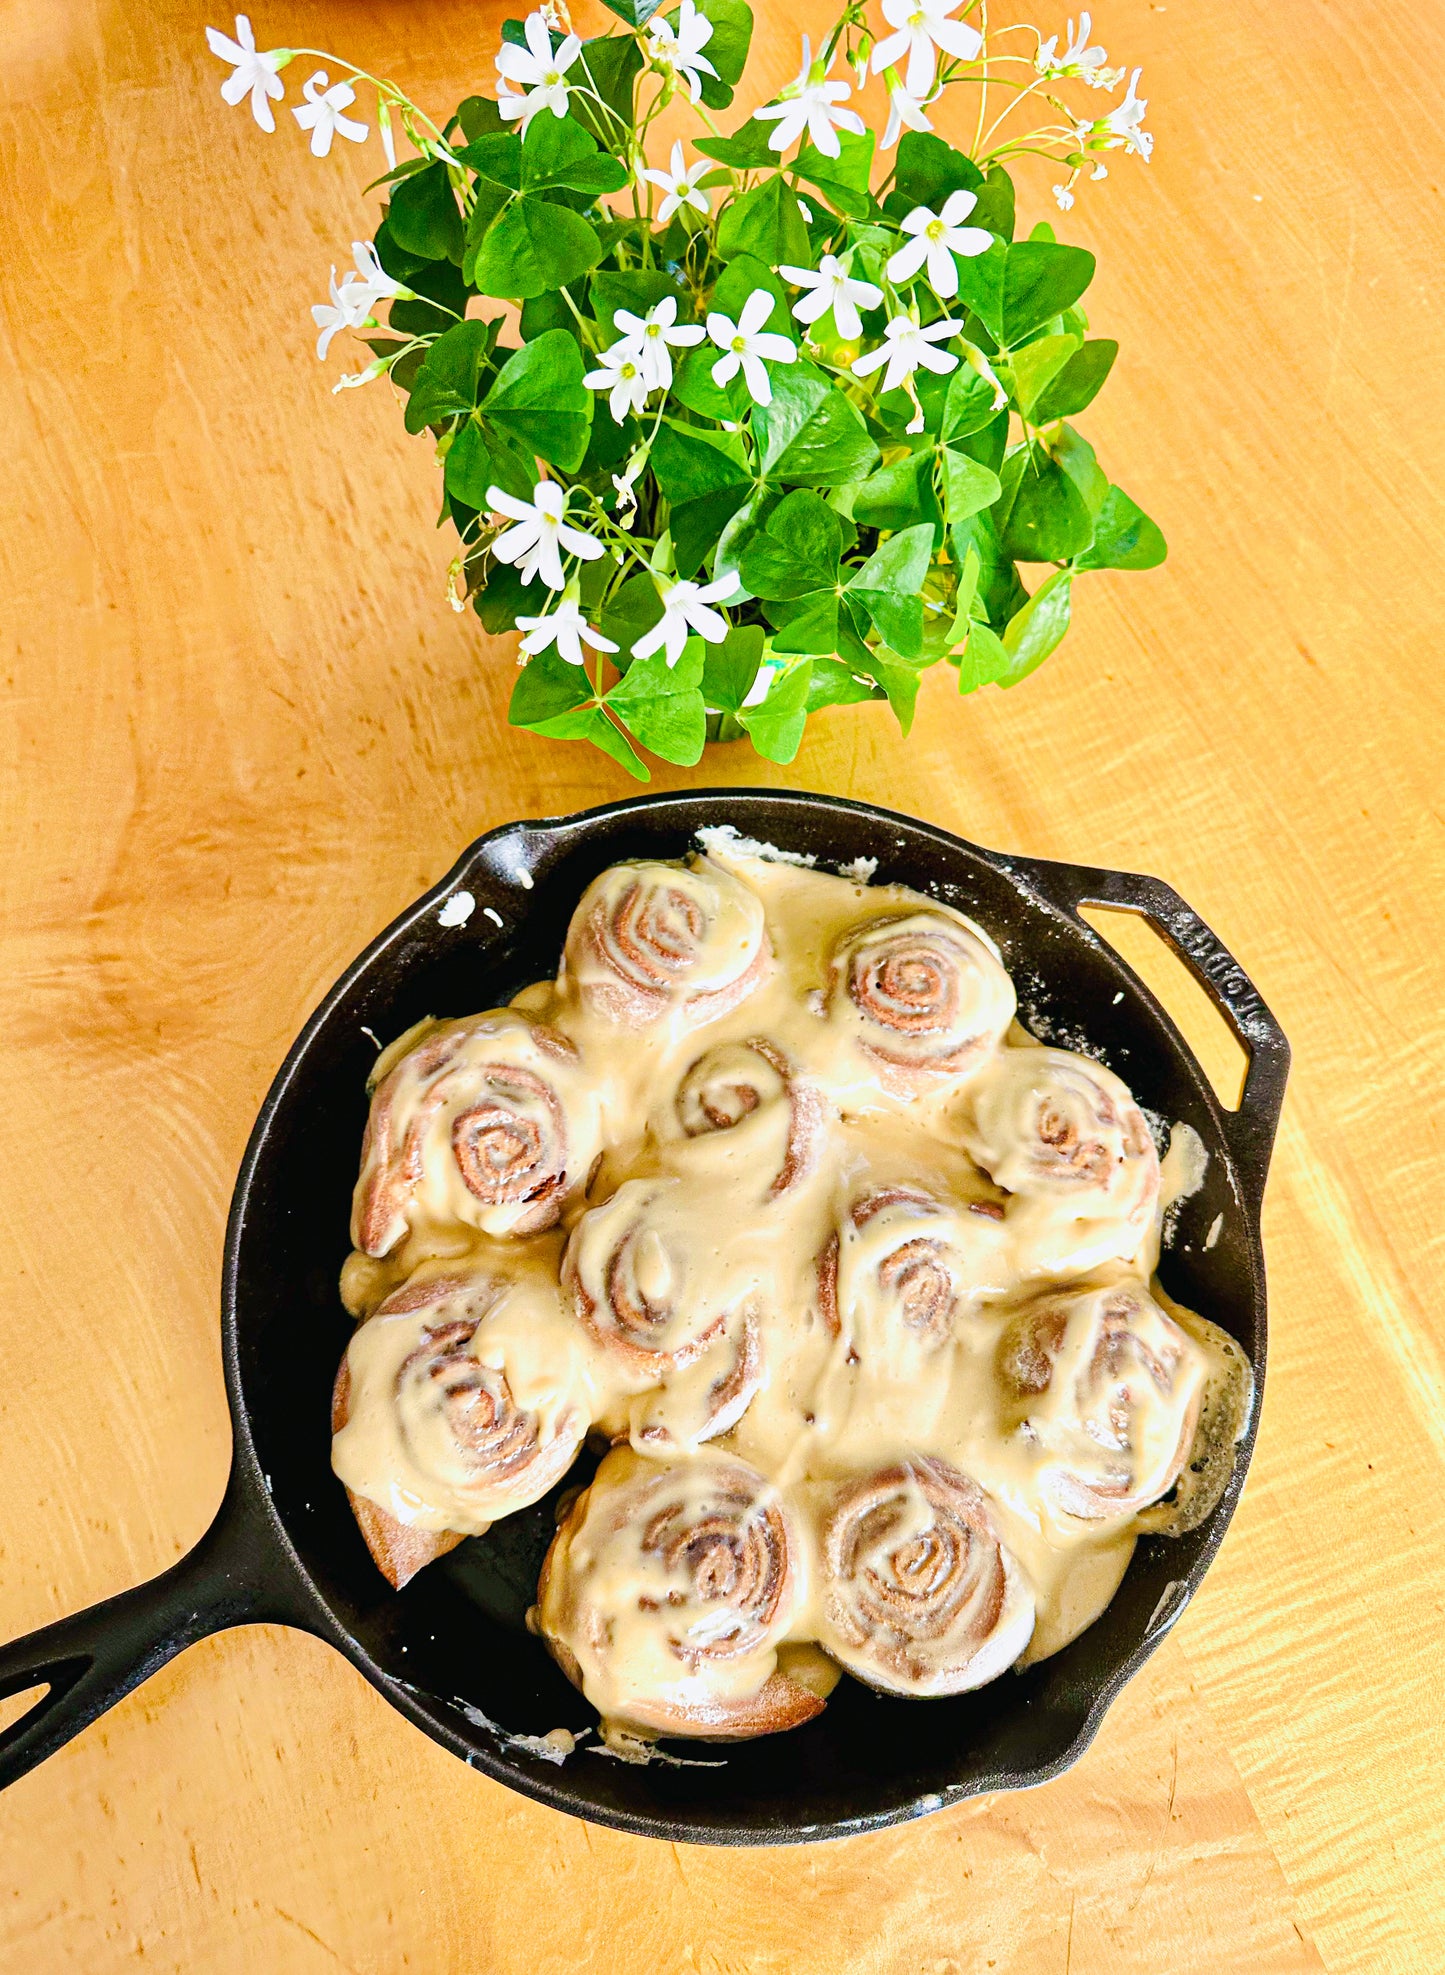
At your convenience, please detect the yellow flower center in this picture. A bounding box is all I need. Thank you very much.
[926,218,947,242]
[731,334,747,352]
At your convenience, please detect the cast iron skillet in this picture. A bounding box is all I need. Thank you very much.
[0,789,1289,1841]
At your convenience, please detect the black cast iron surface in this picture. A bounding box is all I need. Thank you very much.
[0,789,1290,1842]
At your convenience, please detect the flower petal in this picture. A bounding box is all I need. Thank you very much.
[738,288,776,336]
[885,235,929,283]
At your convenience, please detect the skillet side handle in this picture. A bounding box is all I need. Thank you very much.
[0,1467,307,1793]
[1020,861,1292,1209]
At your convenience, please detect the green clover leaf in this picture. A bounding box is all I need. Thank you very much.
[482,329,593,471]
[473,196,603,301]
[738,660,812,763]
[1074,485,1167,570]
[753,364,879,485]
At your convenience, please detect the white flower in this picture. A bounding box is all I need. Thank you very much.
[851,314,961,396]
[584,339,652,422]
[1074,68,1152,160]
[741,657,783,707]
[292,71,368,156]
[516,589,618,667]
[332,358,388,393]
[631,573,742,667]
[495,12,583,128]
[311,269,370,359]
[645,0,719,102]
[778,254,882,343]
[612,452,646,528]
[639,142,713,225]
[348,239,405,304]
[612,295,705,391]
[962,344,1009,410]
[753,37,866,161]
[1035,13,1123,88]
[706,289,797,407]
[885,189,993,298]
[310,242,407,359]
[1053,183,1075,211]
[870,0,982,101]
[487,481,603,592]
[1102,68,1152,158]
[205,15,286,131]
[881,70,934,149]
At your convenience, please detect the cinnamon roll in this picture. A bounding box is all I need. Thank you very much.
[562,1177,730,1382]
[817,1187,1010,1367]
[331,1269,590,1588]
[537,1449,823,1739]
[827,910,1016,1096]
[628,1309,764,1454]
[815,1459,1035,1695]
[961,1047,1161,1274]
[352,1011,601,1257]
[562,856,769,1028]
[675,1038,826,1197]
[997,1282,1207,1521]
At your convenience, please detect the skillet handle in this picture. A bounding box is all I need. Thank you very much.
[1018,858,1291,1208]
[0,1467,308,1793]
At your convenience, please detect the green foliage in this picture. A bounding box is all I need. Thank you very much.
[483,330,592,471]
[405,320,500,432]
[752,365,878,484]
[304,5,1165,776]
[473,197,602,299]
[794,129,875,220]
[694,119,775,168]
[387,162,465,263]
[690,0,753,107]
[994,443,1094,563]
[1033,339,1118,420]
[891,133,981,210]
[716,174,811,267]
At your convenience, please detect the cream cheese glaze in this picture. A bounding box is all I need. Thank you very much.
[331,847,1250,1736]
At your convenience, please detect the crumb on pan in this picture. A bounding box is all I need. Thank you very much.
[696,824,817,867]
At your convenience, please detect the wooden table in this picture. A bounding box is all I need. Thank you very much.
[2,0,1440,1966]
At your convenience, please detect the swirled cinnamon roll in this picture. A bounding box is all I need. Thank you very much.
[352,1011,601,1257]
[815,1459,1035,1695]
[562,856,769,1028]
[675,1038,826,1197]
[628,1309,764,1454]
[961,1047,1161,1275]
[331,1269,590,1588]
[537,1449,824,1739]
[563,1177,728,1382]
[997,1282,1207,1521]
[564,1177,773,1446]
[816,1187,1010,1368]
[826,910,1016,1096]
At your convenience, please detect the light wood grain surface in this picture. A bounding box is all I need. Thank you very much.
[1,0,1441,1967]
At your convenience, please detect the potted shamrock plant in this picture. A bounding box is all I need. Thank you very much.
[208,2,1163,777]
